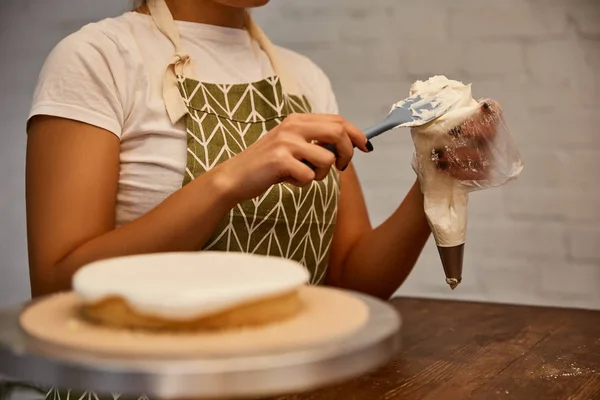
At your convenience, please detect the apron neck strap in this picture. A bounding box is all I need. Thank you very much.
[242,12,300,95]
[146,0,300,124]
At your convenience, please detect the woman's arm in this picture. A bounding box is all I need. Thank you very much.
[26,116,237,298]
[27,113,369,298]
[326,163,431,300]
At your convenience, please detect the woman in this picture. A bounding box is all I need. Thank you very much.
[21,0,502,398]
[26,1,495,325]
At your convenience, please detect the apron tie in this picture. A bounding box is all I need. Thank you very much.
[243,12,300,96]
[163,51,192,124]
[147,0,301,124]
[147,0,194,124]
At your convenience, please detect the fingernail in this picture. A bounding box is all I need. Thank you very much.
[366,140,374,152]
[341,164,348,172]
[449,126,462,136]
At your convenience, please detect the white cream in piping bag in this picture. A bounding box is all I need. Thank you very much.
[392,75,475,128]
[407,76,481,248]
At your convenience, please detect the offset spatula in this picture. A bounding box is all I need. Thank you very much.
[303,89,460,169]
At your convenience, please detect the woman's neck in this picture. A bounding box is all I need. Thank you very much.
[137,0,246,29]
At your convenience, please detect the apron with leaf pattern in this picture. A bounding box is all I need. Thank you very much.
[178,76,339,284]
[155,1,340,284]
[41,1,339,399]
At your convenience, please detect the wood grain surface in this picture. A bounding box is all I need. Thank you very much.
[273,297,600,400]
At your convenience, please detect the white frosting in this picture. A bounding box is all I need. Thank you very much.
[73,252,310,320]
[409,76,480,247]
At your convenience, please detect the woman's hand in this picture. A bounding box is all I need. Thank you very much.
[216,113,371,202]
[433,99,503,181]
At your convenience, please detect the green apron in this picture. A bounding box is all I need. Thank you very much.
[40,1,340,399]
[180,76,339,284]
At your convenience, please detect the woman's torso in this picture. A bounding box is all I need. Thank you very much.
[28,9,343,399]
[30,11,338,229]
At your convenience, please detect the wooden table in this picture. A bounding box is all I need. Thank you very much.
[275,297,600,400]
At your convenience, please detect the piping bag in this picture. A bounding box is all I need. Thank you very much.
[304,75,523,289]
[406,76,523,289]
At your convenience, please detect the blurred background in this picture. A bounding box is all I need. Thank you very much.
[0,0,598,310]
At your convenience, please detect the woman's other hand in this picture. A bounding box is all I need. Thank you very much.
[433,99,503,181]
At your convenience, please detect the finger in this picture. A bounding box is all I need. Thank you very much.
[286,119,355,170]
[434,156,489,180]
[339,119,370,153]
[460,118,496,141]
[444,164,489,181]
[293,142,337,180]
[481,98,503,118]
[434,147,492,178]
[448,100,502,141]
[286,113,370,152]
[283,159,317,187]
[441,147,490,165]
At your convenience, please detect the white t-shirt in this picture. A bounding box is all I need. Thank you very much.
[29,11,339,227]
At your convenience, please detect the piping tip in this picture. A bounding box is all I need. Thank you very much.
[445,278,461,290]
[437,244,464,290]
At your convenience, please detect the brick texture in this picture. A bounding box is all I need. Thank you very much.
[0,0,598,311]
[255,0,600,310]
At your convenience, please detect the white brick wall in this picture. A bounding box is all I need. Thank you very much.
[255,0,600,310]
[0,0,598,311]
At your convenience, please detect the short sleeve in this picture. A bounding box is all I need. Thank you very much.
[28,27,127,137]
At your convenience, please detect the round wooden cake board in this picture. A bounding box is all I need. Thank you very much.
[1,287,402,399]
[20,286,368,357]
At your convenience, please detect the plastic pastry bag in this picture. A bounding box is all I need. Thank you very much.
[408,76,524,289]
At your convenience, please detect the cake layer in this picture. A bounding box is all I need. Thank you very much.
[83,290,301,331]
[73,252,310,320]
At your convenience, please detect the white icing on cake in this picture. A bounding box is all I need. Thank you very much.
[409,76,479,247]
[73,252,310,320]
